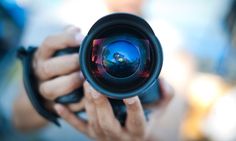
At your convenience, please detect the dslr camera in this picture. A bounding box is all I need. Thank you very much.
[18,13,163,126]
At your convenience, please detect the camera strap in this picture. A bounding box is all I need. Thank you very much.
[17,47,60,126]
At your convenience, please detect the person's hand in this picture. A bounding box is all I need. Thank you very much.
[33,26,85,112]
[54,80,174,141]
[143,79,174,113]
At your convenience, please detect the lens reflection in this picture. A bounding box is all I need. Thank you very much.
[102,40,140,78]
[90,34,152,92]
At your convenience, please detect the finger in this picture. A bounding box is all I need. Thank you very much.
[123,96,146,136]
[89,86,121,137]
[85,99,105,138]
[83,82,107,139]
[38,27,83,60]
[54,104,88,134]
[142,79,174,111]
[83,82,104,136]
[158,79,174,108]
[63,25,81,33]
[42,53,80,79]
[84,82,98,127]
[67,97,85,112]
[39,71,84,101]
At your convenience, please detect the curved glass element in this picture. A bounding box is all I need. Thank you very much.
[102,40,140,78]
[90,34,153,92]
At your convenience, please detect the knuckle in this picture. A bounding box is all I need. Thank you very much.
[64,73,80,93]
[41,63,51,78]
[71,54,79,67]
[39,83,47,97]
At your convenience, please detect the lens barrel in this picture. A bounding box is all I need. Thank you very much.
[79,13,163,99]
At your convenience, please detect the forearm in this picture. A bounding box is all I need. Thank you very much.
[12,86,48,132]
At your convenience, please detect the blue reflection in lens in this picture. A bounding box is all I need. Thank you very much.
[102,40,140,78]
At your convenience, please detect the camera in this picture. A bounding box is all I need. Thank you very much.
[19,13,163,126]
[56,13,163,125]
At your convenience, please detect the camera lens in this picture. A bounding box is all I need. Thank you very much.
[90,31,153,93]
[80,13,163,99]
[102,39,140,78]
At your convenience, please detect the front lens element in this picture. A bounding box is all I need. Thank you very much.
[89,33,153,93]
[102,40,140,78]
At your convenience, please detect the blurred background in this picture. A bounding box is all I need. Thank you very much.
[0,0,236,141]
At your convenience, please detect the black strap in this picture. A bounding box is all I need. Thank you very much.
[17,47,60,126]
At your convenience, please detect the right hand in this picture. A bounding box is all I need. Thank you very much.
[54,80,174,141]
[33,26,85,112]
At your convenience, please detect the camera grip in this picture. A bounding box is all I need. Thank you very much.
[55,87,84,104]
[53,47,84,104]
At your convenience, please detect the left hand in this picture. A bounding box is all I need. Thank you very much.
[54,80,173,141]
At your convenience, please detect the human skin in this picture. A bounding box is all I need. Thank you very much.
[104,0,144,15]
[55,79,174,141]
[13,27,86,131]
[13,26,174,141]
[13,0,146,132]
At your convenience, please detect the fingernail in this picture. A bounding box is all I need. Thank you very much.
[124,96,137,105]
[79,71,85,80]
[75,32,84,44]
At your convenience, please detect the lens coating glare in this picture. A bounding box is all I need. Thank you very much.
[102,40,140,78]
[90,33,153,93]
